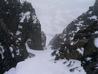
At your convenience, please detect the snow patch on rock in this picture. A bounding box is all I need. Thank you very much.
[94,38,98,48]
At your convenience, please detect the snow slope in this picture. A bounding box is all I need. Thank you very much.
[5,47,86,74]
[5,43,86,74]
[27,0,95,45]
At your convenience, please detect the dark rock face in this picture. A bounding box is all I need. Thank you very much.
[94,0,98,16]
[0,0,43,73]
[27,31,46,50]
[49,34,64,49]
[41,31,46,48]
[51,0,98,74]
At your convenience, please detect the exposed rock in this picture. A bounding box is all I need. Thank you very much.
[27,31,46,50]
[49,34,64,49]
[41,31,46,49]
[51,0,98,74]
[0,0,43,73]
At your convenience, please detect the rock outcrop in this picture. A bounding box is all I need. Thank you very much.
[51,0,98,74]
[0,0,43,73]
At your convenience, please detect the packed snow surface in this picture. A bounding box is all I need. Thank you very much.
[5,47,86,74]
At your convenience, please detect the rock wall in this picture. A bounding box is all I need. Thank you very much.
[50,0,98,74]
[0,0,44,73]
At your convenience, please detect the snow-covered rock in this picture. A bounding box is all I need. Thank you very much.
[0,0,43,73]
[50,0,98,74]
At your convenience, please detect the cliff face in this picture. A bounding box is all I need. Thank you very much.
[0,0,43,73]
[94,0,98,16]
[50,0,98,74]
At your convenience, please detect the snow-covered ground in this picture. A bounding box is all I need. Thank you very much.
[5,46,86,74]
[28,0,95,45]
[5,0,96,74]
[5,43,86,74]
